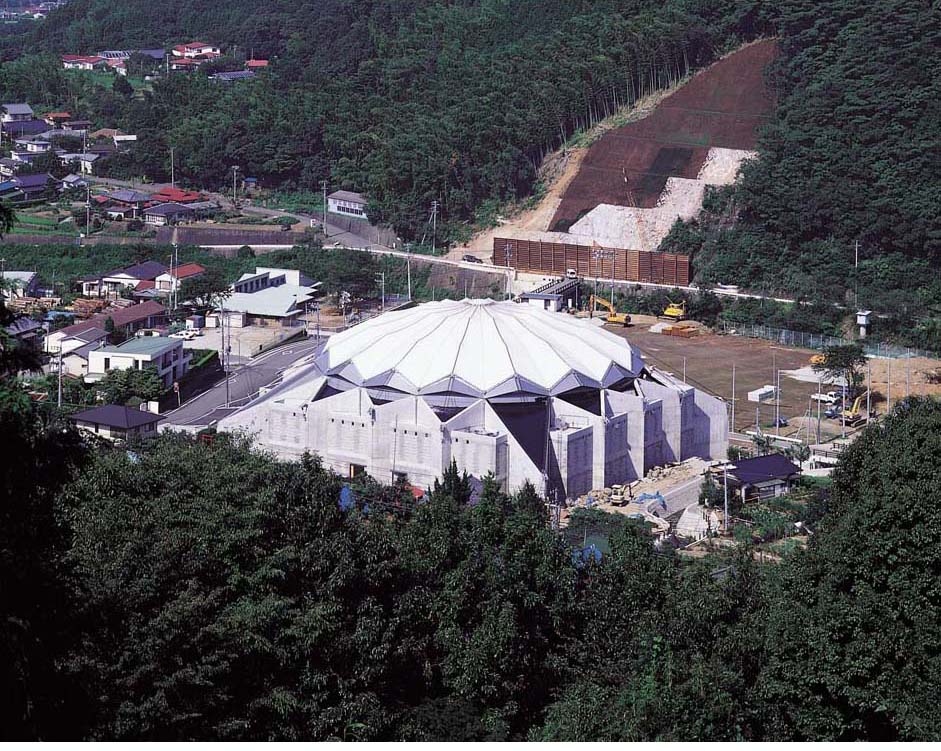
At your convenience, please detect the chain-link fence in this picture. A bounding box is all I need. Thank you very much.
[719,321,938,360]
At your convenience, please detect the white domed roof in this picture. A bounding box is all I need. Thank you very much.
[315,299,645,398]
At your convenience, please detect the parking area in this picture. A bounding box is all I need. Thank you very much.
[183,325,304,364]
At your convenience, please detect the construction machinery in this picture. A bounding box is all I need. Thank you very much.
[588,295,630,326]
[660,300,686,321]
[810,353,826,367]
[841,390,869,427]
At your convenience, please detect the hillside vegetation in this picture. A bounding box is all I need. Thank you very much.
[666,0,941,316]
[0,0,770,239]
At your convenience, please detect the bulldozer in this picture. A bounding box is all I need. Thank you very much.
[588,295,630,326]
[660,300,686,322]
[810,353,826,367]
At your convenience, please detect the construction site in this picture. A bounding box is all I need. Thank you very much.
[459,40,778,280]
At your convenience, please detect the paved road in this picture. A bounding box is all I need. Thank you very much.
[162,337,321,428]
[661,476,704,516]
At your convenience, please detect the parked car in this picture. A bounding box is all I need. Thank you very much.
[462,254,483,263]
[773,417,789,428]
[169,330,196,340]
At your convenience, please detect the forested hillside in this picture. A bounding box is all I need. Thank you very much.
[669,0,941,312]
[0,0,771,238]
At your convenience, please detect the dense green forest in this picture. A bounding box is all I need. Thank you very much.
[3,292,941,739]
[667,0,941,311]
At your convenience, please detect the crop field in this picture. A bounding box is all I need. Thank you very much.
[551,40,777,231]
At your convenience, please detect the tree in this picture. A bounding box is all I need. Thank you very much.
[758,399,941,740]
[432,459,471,505]
[112,74,134,99]
[180,268,230,310]
[813,343,868,397]
[97,366,164,405]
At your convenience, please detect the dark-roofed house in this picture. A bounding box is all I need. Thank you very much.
[1,119,50,138]
[1,103,34,122]
[92,300,167,336]
[4,315,44,349]
[70,404,161,442]
[81,261,168,298]
[143,202,194,226]
[10,173,58,200]
[44,322,109,356]
[721,454,802,502]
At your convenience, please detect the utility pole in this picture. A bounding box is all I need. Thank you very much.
[405,242,412,301]
[841,381,847,439]
[723,463,729,534]
[321,179,328,235]
[866,360,872,422]
[85,183,90,237]
[887,358,891,413]
[57,347,63,408]
[170,146,175,187]
[816,374,822,444]
[854,239,859,308]
[431,200,438,255]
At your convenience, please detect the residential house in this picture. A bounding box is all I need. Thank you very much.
[245,59,269,69]
[154,263,205,296]
[172,42,221,59]
[95,50,133,61]
[70,404,161,442]
[1,119,49,139]
[1,103,34,122]
[4,315,44,350]
[44,322,108,355]
[10,136,52,164]
[327,189,368,219]
[151,186,203,203]
[58,152,99,174]
[105,189,151,217]
[0,158,17,177]
[215,267,320,328]
[720,454,802,502]
[87,336,190,388]
[63,119,93,132]
[0,174,58,202]
[1,270,40,299]
[42,111,72,127]
[61,173,88,190]
[80,261,168,298]
[61,55,108,71]
[93,300,167,337]
[143,202,195,226]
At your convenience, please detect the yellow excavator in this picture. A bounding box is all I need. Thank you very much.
[588,295,630,326]
[842,391,869,427]
[660,300,686,321]
[810,353,826,367]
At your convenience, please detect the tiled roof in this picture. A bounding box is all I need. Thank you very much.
[71,404,161,429]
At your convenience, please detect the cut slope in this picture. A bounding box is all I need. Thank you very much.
[550,40,777,232]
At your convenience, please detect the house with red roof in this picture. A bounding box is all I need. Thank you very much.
[151,186,204,204]
[154,263,206,295]
[245,59,269,69]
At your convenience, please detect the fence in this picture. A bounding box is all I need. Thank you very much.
[719,321,939,361]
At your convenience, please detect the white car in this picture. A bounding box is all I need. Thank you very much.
[169,330,196,340]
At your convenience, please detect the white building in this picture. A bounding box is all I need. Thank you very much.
[217,300,727,499]
[87,336,190,387]
[327,190,368,219]
[208,267,320,328]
